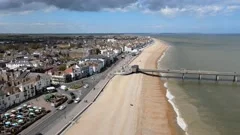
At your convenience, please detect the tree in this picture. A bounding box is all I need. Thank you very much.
[58,64,66,71]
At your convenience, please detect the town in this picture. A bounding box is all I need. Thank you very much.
[0,34,153,135]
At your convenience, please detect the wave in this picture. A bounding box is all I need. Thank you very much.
[164,82,189,135]
[158,49,167,76]
[158,44,189,135]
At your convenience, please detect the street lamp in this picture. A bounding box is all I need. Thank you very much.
[79,91,82,98]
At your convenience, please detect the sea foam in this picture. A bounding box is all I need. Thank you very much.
[159,46,189,135]
[164,82,189,135]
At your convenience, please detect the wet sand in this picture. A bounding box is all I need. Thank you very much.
[65,39,176,135]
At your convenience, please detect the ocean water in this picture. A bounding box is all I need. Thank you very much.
[156,34,240,135]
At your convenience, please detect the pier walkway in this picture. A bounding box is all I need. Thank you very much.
[115,65,240,82]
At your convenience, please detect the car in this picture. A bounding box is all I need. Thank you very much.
[70,92,74,96]
[83,84,89,88]
[58,105,66,110]
[74,97,81,103]
[70,92,76,99]
[67,99,74,104]
[60,85,67,91]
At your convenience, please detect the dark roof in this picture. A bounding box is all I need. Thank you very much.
[17,72,30,80]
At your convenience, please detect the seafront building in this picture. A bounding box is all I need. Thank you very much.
[0,71,51,110]
[0,35,152,110]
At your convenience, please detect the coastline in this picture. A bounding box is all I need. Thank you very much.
[135,39,176,135]
[65,38,176,135]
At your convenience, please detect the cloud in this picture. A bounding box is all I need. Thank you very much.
[0,0,240,16]
[0,22,85,33]
[140,0,240,16]
[0,0,137,13]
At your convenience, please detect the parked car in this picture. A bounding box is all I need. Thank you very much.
[58,105,66,110]
[70,92,74,96]
[61,85,68,91]
[74,97,81,103]
[67,99,74,104]
[83,84,89,88]
[70,92,76,99]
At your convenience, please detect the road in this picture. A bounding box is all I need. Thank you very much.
[19,53,135,135]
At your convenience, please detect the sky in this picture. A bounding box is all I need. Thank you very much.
[0,0,240,33]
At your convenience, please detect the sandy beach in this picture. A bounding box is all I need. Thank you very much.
[65,39,175,135]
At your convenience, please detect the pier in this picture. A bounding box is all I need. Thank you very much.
[116,65,240,82]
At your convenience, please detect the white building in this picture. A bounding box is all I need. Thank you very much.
[6,61,32,69]
[124,46,133,52]
[107,38,116,42]
[0,87,25,109]
[113,48,122,55]
[79,56,107,67]
[0,73,51,109]
[6,60,42,69]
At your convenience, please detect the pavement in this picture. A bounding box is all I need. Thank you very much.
[19,53,135,135]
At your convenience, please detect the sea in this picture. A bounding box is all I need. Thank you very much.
[155,34,240,135]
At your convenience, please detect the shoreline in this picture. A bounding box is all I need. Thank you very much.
[135,39,177,135]
[157,43,187,135]
[65,38,177,135]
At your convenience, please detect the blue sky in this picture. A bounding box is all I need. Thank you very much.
[0,0,240,33]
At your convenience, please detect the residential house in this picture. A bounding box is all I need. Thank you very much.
[79,55,110,68]
[87,61,103,74]
[124,45,133,52]
[64,65,82,80]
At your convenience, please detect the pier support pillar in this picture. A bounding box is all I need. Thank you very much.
[233,76,238,82]
[215,75,220,81]
[198,74,202,80]
[182,73,185,80]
